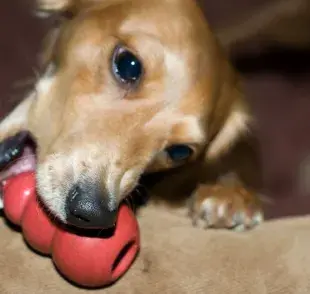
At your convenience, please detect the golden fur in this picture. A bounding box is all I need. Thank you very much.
[0,0,262,229]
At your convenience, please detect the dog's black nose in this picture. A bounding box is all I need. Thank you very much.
[66,183,117,229]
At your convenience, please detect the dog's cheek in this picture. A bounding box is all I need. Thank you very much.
[119,169,142,198]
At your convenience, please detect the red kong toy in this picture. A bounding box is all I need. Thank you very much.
[2,172,140,288]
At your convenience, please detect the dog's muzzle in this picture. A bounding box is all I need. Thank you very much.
[66,181,118,230]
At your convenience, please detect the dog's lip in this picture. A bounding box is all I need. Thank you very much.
[127,184,149,208]
[0,146,36,183]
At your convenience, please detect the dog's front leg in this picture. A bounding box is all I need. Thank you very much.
[187,174,264,231]
[0,93,35,209]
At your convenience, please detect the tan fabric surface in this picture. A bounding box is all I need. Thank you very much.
[2,205,310,294]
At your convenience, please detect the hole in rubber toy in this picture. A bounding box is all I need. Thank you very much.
[111,240,138,279]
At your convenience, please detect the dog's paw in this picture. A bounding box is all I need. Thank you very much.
[187,184,263,231]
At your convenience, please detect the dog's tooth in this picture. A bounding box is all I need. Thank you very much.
[2,148,22,165]
[11,147,20,157]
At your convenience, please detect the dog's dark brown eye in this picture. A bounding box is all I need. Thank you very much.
[112,46,143,86]
[166,145,193,163]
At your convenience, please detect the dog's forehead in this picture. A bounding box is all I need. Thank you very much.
[68,0,208,48]
[59,0,213,79]
[118,2,194,38]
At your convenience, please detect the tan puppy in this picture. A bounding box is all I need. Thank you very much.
[0,0,262,230]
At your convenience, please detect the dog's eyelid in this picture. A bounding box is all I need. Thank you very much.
[167,142,199,151]
[112,43,142,63]
[163,144,197,166]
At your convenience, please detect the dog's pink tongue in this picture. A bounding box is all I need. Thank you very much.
[0,147,36,182]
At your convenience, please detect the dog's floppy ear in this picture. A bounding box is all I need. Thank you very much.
[35,0,120,17]
[35,0,74,17]
[205,58,252,162]
[35,0,88,68]
[35,0,95,17]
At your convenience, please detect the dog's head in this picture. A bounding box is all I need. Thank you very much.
[22,0,250,229]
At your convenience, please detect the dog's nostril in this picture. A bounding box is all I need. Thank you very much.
[66,182,118,229]
[70,209,91,223]
[73,214,90,223]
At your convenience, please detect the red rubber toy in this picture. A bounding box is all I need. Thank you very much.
[2,172,140,288]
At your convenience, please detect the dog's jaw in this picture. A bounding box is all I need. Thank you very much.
[35,143,145,222]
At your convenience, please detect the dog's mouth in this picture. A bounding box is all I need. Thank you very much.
[0,132,150,213]
[0,132,37,185]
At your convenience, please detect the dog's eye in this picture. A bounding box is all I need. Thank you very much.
[112,45,143,86]
[165,145,193,163]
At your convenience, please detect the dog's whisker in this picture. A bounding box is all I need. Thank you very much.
[35,200,43,220]
[31,67,41,80]
[12,77,37,90]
